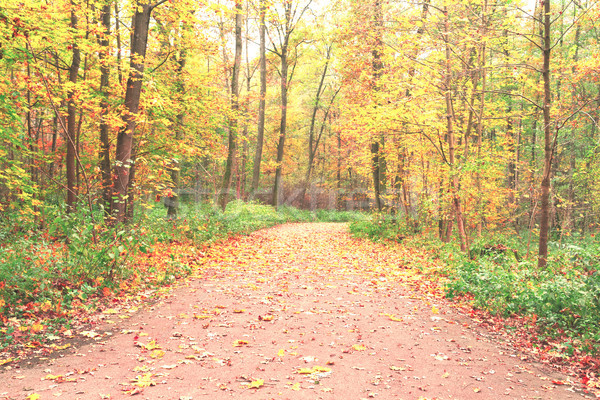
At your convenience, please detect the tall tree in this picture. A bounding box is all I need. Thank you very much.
[219,0,243,210]
[98,0,112,214]
[111,0,167,223]
[250,0,267,198]
[537,0,552,268]
[371,0,384,212]
[271,0,312,208]
[66,1,81,211]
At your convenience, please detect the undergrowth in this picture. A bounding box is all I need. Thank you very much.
[350,214,600,356]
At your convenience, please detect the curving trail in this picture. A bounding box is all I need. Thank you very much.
[0,223,589,399]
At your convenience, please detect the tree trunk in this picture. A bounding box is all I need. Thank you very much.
[272,43,288,208]
[167,50,187,219]
[98,1,112,214]
[371,0,383,211]
[111,0,154,223]
[444,6,468,253]
[250,0,266,198]
[219,0,243,210]
[272,2,293,209]
[66,4,81,211]
[537,0,552,269]
[305,47,330,184]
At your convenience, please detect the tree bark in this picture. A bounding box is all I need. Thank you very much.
[66,4,81,211]
[537,0,552,269]
[111,0,154,223]
[443,6,468,253]
[219,0,243,210]
[371,0,383,211]
[250,0,266,198]
[98,1,112,214]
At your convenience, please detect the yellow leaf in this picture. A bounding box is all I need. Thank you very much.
[0,358,13,366]
[132,373,156,387]
[247,379,264,389]
[150,350,165,359]
[432,306,439,314]
[233,340,248,347]
[103,308,119,314]
[297,368,314,374]
[42,374,63,381]
[233,309,245,313]
[31,323,45,334]
[142,340,161,350]
[442,372,450,378]
[352,344,366,351]
[290,382,300,391]
[297,366,331,374]
[474,387,481,393]
[27,394,40,400]
[390,366,405,371]
[277,349,285,357]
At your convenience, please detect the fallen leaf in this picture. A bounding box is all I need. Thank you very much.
[26,394,40,400]
[290,382,301,391]
[353,344,366,351]
[132,373,156,388]
[246,379,264,389]
[150,350,165,359]
[233,340,248,347]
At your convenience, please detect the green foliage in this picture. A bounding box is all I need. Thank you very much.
[349,213,419,242]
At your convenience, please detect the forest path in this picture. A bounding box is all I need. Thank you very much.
[0,223,588,399]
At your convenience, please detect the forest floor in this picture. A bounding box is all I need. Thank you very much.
[0,223,595,400]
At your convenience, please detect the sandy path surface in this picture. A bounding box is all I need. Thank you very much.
[0,223,591,399]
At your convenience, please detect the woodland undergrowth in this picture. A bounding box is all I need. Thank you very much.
[350,215,600,363]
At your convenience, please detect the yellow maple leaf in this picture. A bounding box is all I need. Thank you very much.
[352,344,366,351]
[297,368,314,374]
[103,308,118,314]
[277,349,285,357]
[31,323,45,334]
[42,374,63,381]
[132,373,156,387]
[143,340,161,350]
[246,379,264,389]
[26,394,40,400]
[150,350,165,359]
[432,306,439,314]
[233,339,248,347]
[233,309,245,313]
[290,382,301,391]
[0,358,13,366]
